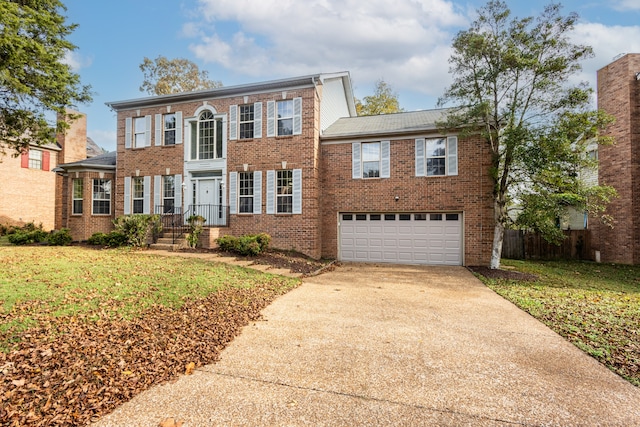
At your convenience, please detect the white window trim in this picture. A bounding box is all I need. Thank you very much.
[352,141,390,179]
[187,107,226,161]
[91,179,111,216]
[266,98,302,137]
[266,169,302,214]
[415,136,458,177]
[72,178,83,215]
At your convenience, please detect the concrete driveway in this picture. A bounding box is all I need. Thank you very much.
[94,263,640,426]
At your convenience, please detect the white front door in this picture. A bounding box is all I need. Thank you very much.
[194,178,224,225]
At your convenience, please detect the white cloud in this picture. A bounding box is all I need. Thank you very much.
[570,23,640,93]
[89,129,117,152]
[612,0,640,11]
[186,0,468,109]
[63,50,92,71]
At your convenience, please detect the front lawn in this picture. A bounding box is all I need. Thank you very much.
[474,259,640,387]
[0,246,300,426]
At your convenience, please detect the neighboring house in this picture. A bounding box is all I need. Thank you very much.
[59,72,494,266]
[0,140,60,229]
[0,109,95,230]
[560,141,599,231]
[592,53,640,264]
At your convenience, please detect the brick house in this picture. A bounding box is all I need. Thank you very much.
[61,72,495,266]
[0,110,101,230]
[592,53,640,264]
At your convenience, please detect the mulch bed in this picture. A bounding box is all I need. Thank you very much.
[179,247,333,276]
[0,281,297,426]
[467,266,538,281]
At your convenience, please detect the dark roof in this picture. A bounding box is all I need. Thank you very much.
[322,108,456,140]
[86,137,106,158]
[106,72,352,111]
[55,151,116,171]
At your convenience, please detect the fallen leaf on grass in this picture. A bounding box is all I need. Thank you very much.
[185,362,195,375]
[159,417,184,427]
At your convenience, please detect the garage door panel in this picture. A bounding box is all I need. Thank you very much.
[340,213,462,265]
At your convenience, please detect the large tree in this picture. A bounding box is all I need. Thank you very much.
[438,1,615,269]
[139,56,222,96]
[0,0,92,156]
[356,79,403,116]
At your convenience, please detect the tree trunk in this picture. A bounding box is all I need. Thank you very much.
[490,221,504,269]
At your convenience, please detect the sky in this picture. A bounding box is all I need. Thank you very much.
[60,0,640,152]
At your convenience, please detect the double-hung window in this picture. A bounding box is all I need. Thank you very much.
[72,178,83,215]
[239,105,254,139]
[163,113,176,145]
[276,170,293,213]
[21,149,49,170]
[132,177,144,214]
[415,136,458,177]
[265,169,301,214]
[163,175,175,213]
[266,98,302,137]
[133,117,147,148]
[190,110,223,160]
[28,149,42,169]
[352,141,390,179]
[92,179,111,215]
[426,138,446,176]
[362,142,381,178]
[277,100,293,136]
[239,172,254,213]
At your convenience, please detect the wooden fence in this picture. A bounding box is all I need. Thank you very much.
[502,229,592,261]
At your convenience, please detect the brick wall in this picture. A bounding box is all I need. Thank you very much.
[59,171,116,241]
[320,135,494,265]
[0,148,58,230]
[593,54,640,264]
[55,110,90,231]
[115,86,324,258]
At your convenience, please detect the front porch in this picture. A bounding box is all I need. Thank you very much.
[153,204,229,248]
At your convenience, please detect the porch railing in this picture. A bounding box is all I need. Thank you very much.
[155,205,229,244]
[155,205,188,244]
[190,204,229,227]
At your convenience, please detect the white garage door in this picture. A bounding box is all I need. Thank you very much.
[339,213,463,265]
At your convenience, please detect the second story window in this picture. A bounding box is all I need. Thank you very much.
[239,105,254,139]
[277,100,293,136]
[164,113,176,145]
[191,110,223,160]
[28,149,42,169]
[361,142,381,178]
[134,117,147,148]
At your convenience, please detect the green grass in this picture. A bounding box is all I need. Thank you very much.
[478,259,640,386]
[0,246,300,348]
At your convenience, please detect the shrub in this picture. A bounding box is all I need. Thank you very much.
[47,228,72,246]
[8,229,48,245]
[216,235,238,252]
[113,214,159,247]
[255,232,271,251]
[186,215,206,248]
[87,231,128,248]
[215,233,271,256]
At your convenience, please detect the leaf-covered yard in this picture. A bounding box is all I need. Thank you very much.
[472,259,640,387]
[0,246,300,426]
